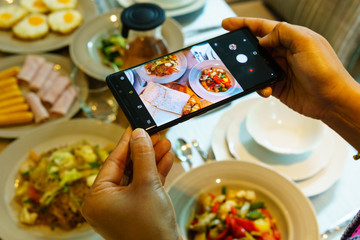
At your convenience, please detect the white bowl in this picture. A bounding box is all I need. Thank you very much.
[167,160,319,240]
[246,98,325,155]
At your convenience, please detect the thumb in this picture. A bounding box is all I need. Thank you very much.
[130,128,159,185]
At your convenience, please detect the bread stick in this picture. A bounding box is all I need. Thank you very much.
[0,66,20,80]
[2,83,19,92]
[0,77,17,88]
[0,96,25,109]
[0,89,22,101]
[0,112,34,126]
[0,103,29,114]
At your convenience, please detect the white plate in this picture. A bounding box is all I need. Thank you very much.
[135,52,187,84]
[168,160,319,240]
[69,9,184,81]
[116,0,206,17]
[188,60,243,102]
[0,0,97,53]
[0,54,88,139]
[0,119,125,240]
[211,97,348,197]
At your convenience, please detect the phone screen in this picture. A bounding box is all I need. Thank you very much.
[107,28,283,134]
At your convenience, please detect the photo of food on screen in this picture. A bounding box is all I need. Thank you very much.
[124,43,244,127]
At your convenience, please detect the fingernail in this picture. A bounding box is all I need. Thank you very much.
[132,128,147,140]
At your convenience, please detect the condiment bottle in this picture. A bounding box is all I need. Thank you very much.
[121,3,169,69]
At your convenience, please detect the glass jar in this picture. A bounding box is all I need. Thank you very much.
[121,3,169,69]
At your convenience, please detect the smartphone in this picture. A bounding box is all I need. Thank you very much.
[106,27,284,134]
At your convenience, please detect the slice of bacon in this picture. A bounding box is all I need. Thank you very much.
[50,86,77,116]
[17,55,46,84]
[29,62,54,91]
[26,92,49,123]
[38,70,59,100]
[42,75,70,106]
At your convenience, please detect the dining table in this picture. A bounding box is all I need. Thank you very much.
[1,0,360,239]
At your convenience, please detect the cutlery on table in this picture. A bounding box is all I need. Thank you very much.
[175,138,193,169]
[192,139,208,162]
[320,208,359,239]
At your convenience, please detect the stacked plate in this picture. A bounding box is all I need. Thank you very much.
[116,0,207,17]
[211,97,349,197]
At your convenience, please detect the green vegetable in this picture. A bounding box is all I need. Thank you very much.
[246,210,264,220]
[21,171,30,177]
[221,186,227,195]
[60,168,83,186]
[250,201,265,210]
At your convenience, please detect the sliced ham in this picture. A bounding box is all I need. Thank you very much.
[29,61,54,91]
[42,75,70,106]
[26,92,49,123]
[38,70,59,100]
[17,55,46,84]
[50,86,77,116]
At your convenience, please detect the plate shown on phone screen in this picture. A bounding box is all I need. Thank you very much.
[188,60,243,102]
[135,52,187,84]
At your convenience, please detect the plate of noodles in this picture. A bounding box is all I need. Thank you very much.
[0,118,125,240]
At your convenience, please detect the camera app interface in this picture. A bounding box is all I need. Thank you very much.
[122,30,276,127]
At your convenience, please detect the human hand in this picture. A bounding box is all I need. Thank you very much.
[81,128,182,240]
[222,17,358,121]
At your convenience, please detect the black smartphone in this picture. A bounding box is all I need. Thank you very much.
[106,27,284,134]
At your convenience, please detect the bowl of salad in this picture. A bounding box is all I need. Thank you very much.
[188,60,243,103]
[167,160,319,240]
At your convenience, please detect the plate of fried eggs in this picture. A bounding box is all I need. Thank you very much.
[0,0,97,53]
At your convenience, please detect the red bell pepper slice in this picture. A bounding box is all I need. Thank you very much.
[230,206,237,216]
[273,229,281,240]
[215,215,231,240]
[230,217,246,238]
[212,201,221,213]
[233,217,258,232]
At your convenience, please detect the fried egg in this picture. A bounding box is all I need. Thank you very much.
[43,0,77,11]
[0,5,27,29]
[12,14,49,40]
[20,0,49,13]
[48,9,82,34]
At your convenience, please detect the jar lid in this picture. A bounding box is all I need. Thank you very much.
[121,3,166,38]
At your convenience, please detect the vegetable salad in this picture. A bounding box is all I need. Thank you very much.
[144,54,179,76]
[199,67,232,93]
[188,187,281,240]
[99,34,126,69]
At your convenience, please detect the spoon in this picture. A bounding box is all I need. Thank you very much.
[192,139,208,162]
[175,138,193,168]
